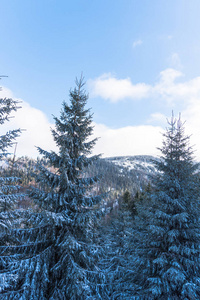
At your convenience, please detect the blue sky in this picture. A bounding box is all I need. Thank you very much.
[1,0,200,158]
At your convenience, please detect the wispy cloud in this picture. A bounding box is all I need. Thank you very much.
[148,113,166,125]
[168,52,182,70]
[132,39,143,48]
[167,35,173,40]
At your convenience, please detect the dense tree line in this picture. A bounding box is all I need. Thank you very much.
[0,77,200,299]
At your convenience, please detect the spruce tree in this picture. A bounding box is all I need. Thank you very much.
[0,98,21,214]
[0,96,22,232]
[0,96,27,298]
[123,190,137,216]
[134,114,200,299]
[0,78,104,299]
[0,77,105,300]
[36,77,105,299]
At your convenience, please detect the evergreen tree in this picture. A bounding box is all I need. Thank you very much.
[36,77,105,299]
[123,190,137,216]
[0,96,27,299]
[0,96,22,236]
[134,114,200,299]
[0,98,21,213]
[0,77,105,299]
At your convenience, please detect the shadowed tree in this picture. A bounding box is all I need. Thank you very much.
[0,98,21,213]
[0,77,106,300]
[134,113,200,299]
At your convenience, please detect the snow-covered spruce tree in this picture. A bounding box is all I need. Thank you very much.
[0,98,21,213]
[134,114,200,299]
[0,96,22,237]
[0,97,28,298]
[27,77,105,299]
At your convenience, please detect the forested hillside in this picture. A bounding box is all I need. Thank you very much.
[0,154,156,207]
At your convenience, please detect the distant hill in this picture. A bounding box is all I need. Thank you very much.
[105,155,157,174]
[0,155,159,205]
[87,155,158,200]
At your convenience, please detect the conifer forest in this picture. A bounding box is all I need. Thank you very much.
[1,77,200,300]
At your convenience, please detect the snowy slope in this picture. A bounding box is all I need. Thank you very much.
[105,155,157,174]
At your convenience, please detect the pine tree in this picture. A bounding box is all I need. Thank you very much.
[134,113,200,299]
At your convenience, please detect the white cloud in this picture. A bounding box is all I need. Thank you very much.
[0,86,163,160]
[2,68,200,160]
[181,99,200,160]
[89,69,200,106]
[92,122,163,158]
[154,69,200,105]
[153,70,200,159]
[89,69,200,160]
[148,112,166,125]
[169,53,182,70]
[0,87,57,158]
[88,74,151,102]
[158,68,183,85]
[0,86,14,98]
[133,39,143,48]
